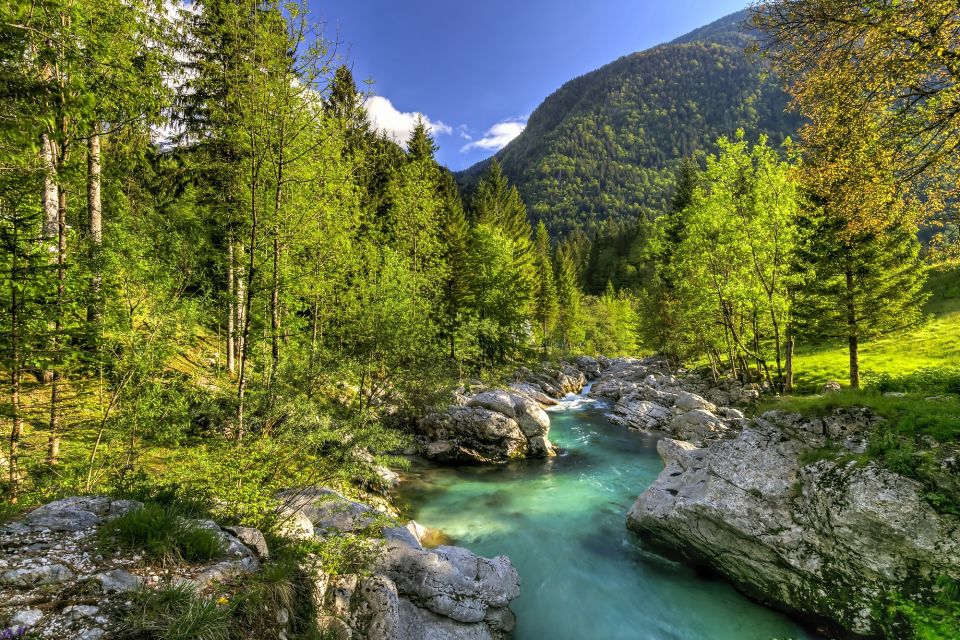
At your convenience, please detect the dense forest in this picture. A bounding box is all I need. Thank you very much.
[0,0,642,510]
[459,10,800,235]
[1,1,960,637]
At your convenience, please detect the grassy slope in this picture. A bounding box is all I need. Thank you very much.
[792,262,960,392]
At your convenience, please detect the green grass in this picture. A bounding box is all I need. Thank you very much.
[762,390,960,443]
[120,583,231,640]
[100,503,225,565]
[792,263,960,392]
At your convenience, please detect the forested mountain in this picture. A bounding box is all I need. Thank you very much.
[460,10,801,234]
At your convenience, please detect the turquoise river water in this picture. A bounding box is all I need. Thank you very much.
[397,391,817,640]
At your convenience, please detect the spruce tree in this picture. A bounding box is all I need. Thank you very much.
[793,213,928,389]
[532,221,559,354]
[553,246,585,354]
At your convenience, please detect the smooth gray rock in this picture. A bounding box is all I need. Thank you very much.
[656,438,700,465]
[11,608,43,627]
[607,397,670,431]
[669,408,728,446]
[278,487,380,533]
[306,494,520,640]
[627,410,960,637]
[1,563,74,587]
[674,390,716,413]
[422,407,527,463]
[225,525,270,559]
[468,391,517,418]
[395,599,492,640]
[94,568,142,593]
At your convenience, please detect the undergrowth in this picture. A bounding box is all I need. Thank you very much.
[99,503,225,565]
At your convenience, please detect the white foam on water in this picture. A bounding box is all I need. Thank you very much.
[547,383,601,412]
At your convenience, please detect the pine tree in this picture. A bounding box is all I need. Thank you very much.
[437,170,469,360]
[532,221,558,354]
[407,117,438,162]
[793,213,928,389]
[553,246,585,354]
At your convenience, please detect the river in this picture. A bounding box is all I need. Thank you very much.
[396,389,817,640]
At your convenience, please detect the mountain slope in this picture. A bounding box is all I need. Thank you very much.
[461,10,800,234]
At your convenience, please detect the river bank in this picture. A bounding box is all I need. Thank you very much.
[399,388,815,640]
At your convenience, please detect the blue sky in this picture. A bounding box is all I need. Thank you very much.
[310,0,747,170]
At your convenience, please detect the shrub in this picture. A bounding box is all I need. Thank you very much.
[101,503,224,565]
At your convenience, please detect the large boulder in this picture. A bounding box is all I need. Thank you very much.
[627,410,960,638]
[288,491,520,640]
[668,408,729,446]
[422,384,559,464]
[606,398,671,431]
[421,406,529,464]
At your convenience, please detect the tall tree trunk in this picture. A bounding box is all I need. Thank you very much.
[227,237,236,375]
[768,299,784,392]
[87,127,102,323]
[9,208,22,502]
[269,161,283,394]
[41,133,59,243]
[785,331,795,394]
[237,189,258,438]
[270,231,280,391]
[845,267,860,389]
[49,186,67,465]
[848,335,860,389]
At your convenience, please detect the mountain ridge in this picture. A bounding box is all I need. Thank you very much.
[459,9,800,234]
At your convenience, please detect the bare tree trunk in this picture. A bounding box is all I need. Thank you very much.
[270,231,280,392]
[49,186,67,465]
[87,127,102,322]
[848,335,860,390]
[9,208,22,502]
[845,267,860,389]
[237,183,258,438]
[41,133,59,243]
[269,158,283,395]
[227,237,236,375]
[236,244,245,367]
[768,298,784,392]
[785,329,794,394]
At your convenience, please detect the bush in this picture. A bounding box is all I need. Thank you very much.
[100,503,225,565]
[867,367,960,395]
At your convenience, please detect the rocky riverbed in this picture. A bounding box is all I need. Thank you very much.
[1,490,520,640]
[580,357,960,638]
[418,358,595,463]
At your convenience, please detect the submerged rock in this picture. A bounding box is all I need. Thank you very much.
[626,409,960,637]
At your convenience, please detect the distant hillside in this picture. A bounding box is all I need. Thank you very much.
[460,9,800,235]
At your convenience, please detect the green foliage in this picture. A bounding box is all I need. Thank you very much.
[880,591,960,640]
[661,133,799,384]
[100,503,225,565]
[797,445,841,466]
[582,284,640,357]
[120,583,231,640]
[459,17,799,235]
[764,264,960,394]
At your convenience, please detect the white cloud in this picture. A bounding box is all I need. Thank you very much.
[365,96,452,146]
[460,119,526,153]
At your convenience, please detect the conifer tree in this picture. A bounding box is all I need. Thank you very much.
[553,245,585,354]
[532,221,558,354]
[793,214,928,390]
